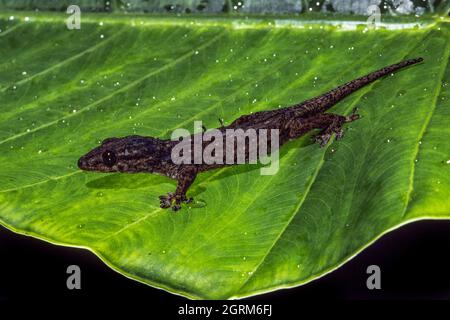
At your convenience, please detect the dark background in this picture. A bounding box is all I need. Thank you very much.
[1,219,449,307]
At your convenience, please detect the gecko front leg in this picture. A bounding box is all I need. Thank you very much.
[159,166,197,211]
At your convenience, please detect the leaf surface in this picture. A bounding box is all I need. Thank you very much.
[0,13,449,299]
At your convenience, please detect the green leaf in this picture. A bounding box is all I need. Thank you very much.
[0,13,449,299]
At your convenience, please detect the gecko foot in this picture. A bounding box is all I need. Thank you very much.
[159,192,174,209]
[158,192,193,211]
[345,107,360,122]
[314,132,332,147]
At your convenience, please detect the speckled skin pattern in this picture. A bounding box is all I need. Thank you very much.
[78,58,423,211]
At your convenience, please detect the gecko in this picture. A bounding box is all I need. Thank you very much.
[78,57,423,211]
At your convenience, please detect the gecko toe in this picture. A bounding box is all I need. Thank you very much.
[160,201,171,209]
[315,134,331,147]
[159,192,175,209]
[345,113,360,122]
[335,129,344,140]
[159,198,172,208]
[183,197,193,204]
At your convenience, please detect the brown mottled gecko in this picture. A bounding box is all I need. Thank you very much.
[78,57,423,210]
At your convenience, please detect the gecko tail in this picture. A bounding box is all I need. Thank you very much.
[344,56,424,93]
[297,57,424,114]
[321,57,424,110]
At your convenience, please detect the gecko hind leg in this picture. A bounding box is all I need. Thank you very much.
[314,111,360,147]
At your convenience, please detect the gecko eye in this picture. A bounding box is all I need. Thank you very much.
[102,150,117,167]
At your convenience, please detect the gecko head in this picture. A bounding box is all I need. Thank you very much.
[77,136,168,173]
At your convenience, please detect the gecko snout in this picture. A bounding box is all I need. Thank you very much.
[77,154,98,171]
[77,156,89,170]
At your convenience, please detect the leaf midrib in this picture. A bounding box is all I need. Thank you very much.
[233,32,433,298]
